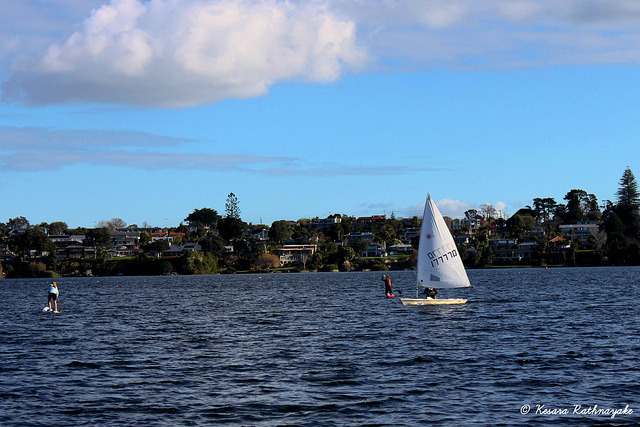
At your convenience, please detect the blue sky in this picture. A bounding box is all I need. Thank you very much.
[1,0,639,228]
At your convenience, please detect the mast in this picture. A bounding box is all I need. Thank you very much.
[416,193,430,298]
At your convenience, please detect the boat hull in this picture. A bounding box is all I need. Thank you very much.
[400,298,467,306]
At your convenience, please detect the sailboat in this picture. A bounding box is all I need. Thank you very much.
[401,194,470,306]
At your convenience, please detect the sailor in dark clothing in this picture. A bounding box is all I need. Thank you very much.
[424,287,437,299]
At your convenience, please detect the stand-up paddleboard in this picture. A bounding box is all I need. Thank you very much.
[401,298,467,306]
[400,194,470,307]
[386,294,395,298]
[42,307,59,313]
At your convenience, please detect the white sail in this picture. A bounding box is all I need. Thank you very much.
[417,194,471,290]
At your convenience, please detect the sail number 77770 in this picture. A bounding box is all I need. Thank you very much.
[426,241,458,267]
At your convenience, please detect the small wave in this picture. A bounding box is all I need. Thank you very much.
[66,361,101,369]
[0,393,20,400]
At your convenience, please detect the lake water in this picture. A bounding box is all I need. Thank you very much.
[1,267,639,426]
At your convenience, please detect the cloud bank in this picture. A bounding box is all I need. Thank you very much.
[0,126,429,176]
[0,126,292,171]
[335,0,640,69]
[3,0,640,107]
[2,0,366,107]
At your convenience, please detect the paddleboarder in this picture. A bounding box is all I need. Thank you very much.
[47,281,59,313]
[382,274,393,297]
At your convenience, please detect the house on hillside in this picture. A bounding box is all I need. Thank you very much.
[357,215,386,226]
[559,221,599,247]
[252,229,269,241]
[451,216,483,235]
[0,245,16,262]
[388,243,413,254]
[309,215,342,231]
[186,222,210,233]
[150,232,185,244]
[273,244,317,266]
[56,246,97,261]
[489,239,519,260]
[363,243,386,257]
[345,232,374,243]
[162,243,202,257]
[398,227,419,242]
[49,235,85,246]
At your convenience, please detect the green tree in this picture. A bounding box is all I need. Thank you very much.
[601,168,640,264]
[85,227,113,249]
[140,231,151,247]
[615,168,640,238]
[563,189,589,223]
[350,238,371,256]
[185,208,221,229]
[372,221,396,244]
[7,216,30,229]
[234,239,265,270]
[465,209,478,220]
[533,197,557,224]
[269,220,292,243]
[327,223,345,242]
[144,239,170,255]
[313,242,339,267]
[218,217,245,242]
[616,167,640,216]
[48,221,69,235]
[506,212,535,239]
[10,228,55,256]
[337,246,356,269]
[225,192,241,219]
[199,236,226,257]
[291,223,313,243]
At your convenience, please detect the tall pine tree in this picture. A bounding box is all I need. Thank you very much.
[604,167,640,264]
[616,167,640,214]
[225,193,241,219]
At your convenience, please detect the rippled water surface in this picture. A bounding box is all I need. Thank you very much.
[2,267,640,426]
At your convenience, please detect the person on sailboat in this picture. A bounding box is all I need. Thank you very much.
[382,275,393,297]
[424,287,437,299]
[47,281,59,313]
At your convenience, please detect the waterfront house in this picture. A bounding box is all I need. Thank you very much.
[273,244,317,266]
[55,245,97,261]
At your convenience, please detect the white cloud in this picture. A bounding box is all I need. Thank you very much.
[2,0,366,107]
[4,0,640,107]
[435,198,474,218]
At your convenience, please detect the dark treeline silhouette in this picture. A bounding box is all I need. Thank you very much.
[1,170,639,278]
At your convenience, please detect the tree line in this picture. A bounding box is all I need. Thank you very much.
[1,168,640,278]
[460,167,640,267]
